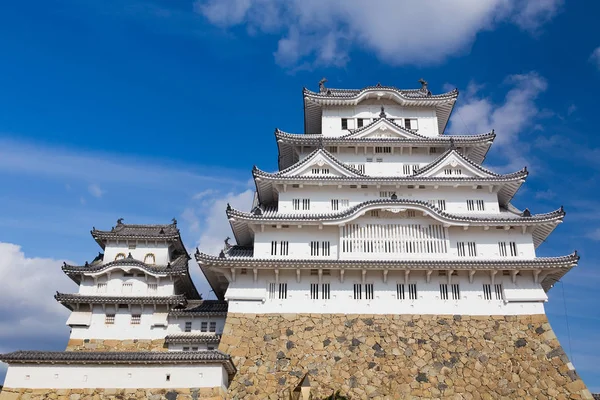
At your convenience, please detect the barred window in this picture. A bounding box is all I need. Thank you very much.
[209,322,216,332]
[451,284,460,300]
[185,322,192,332]
[365,284,374,300]
[322,283,330,300]
[280,241,289,256]
[310,241,330,256]
[122,282,133,294]
[130,314,141,325]
[105,314,115,325]
[310,283,319,300]
[147,283,157,294]
[440,284,449,300]
[201,322,208,332]
[96,283,107,293]
[498,242,517,257]
[268,283,276,299]
[278,283,287,299]
[484,284,502,301]
[375,146,391,153]
[353,284,362,300]
[396,283,405,300]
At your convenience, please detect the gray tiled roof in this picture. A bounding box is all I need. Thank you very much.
[62,254,189,275]
[164,333,222,344]
[55,293,187,310]
[303,85,458,100]
[91,220,186,251]
[169,300,228,316]
[0,350,236,374]
[267,147,367,177]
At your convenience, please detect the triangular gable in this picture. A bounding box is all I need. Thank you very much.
[269,149,365,178]
[341,118,425,140]
[413,149,500,178]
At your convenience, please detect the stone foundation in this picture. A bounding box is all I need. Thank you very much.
[65,339,167,352]
[0,387,225,400]
[219,313,593,399]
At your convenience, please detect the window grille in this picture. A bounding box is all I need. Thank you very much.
[310,241,330,256]
[375,146,391,154]
[312,168,330,174]
[268,283,276,299]
[494,284,503,300]
[396,283,405,300]
[280,241,289,256]
[209,322,216,332]
[201,322,208,332]
[365,284,374,300]
[458,242,476,257]
[483,284,492,300]
[380,191,396,198]
[341,118,348,130]
[484,284,503,300]
[370,210,379,217]
[455,169,463,175]
[331,199,349,211]
[323,269,331,276]
[357,118,369,128]
[353,284,362,300]
[440,284,449,300]
[444,168,453,175]
[322,283,330,300]
[341,223,448,254]
[406,210,416,218]
[467,200,475,211]
[240,268,247,275]
[310,269,318,276]
[430,199,446,210]
[328,146,337,153]
[130,314,141,325]
[430,147,438,154]
[96,283,107,293]
[271,241,277,256]
[451,284,460,300]
[366,157,373,163]
[185,322,192,332]
[183,346,190,351]
[399,282,420,300]
[499,242,516,257]
[302,199,310,210]
[105,314,115,324]
[278,283,287,299]
[147,283,157,293]
[310,241,319,256]
[476,200,485,211]
[408,283,417,300]
[292,199,300,210]
[509,242,517,256]
[310,283,319,300]
[192,347,198,351]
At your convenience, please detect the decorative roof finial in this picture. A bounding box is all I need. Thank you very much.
[418,78,431,96]
[226,203,232,212]
[379,105,387,119]
[522,208,531,217]
[127,252,133,259]
[224,237,232,251]
[449,137,456,150]
[318,77,327,93]
[391,193,398,200]
[117,218,124,225]
[317,135,324,149]
[219,250,225,259]
[171,218,177,225]
[376,82,382,87]
[195,247,200,255]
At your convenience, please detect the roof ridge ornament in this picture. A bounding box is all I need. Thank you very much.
[449,137,456,150]
[522,208,532,217]
[172,218,177,226]
[376,82,382,87]
[319,77,327,93]
[117,218,124,225]
[379,105,387,119]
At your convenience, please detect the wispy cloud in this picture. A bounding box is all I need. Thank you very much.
[88,183,104,198]
[590,46,600,70]
[195,0,562,69]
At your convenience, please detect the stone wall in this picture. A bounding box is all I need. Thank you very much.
[219,313,593,399]
[65,339,167,352]
[0,387,225,400]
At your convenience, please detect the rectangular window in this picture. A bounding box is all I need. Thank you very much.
[331,199,339,210]
[268,283,276,299]
[430,199,446,210]
[370,210,380,217]
[341,118,348,130]
[302,199,310,210]
[440,284,449,300]
[430,147,438,154]
[310,283,319,300]
[105,314,115,324]
[96,283,107,293]
[183,346,189,351]
[376,158,383,163]
[191,347,198,351]
[357,118,365,128]
[451,284,460,300]
[404,118,418,130]
[310,241,330,256]
[322,283,330,300]
[483,284,492,300]
[278,283,287,299]
[375,146,391,154]
[209,322,216,332]
[407,210,416,218]
[468,242,477,257]
[494,284,503,300]
[280,241,289,256]
[271,241,277,256]
[498,241,507,256]
[353,284,362,300]
[328,146,337,153]
[499,242,517,257]
[322,241,330,256]
[310,241,319,256]
[130,314,141,325]
[201,322,208,332]
[509,242,517,256]
[185,322,192,332]
[477,200,485,211]
[467,200,475,211]
[147,283,157,294]
[396,283,405,300]
[457,242,466,257]
[408,283,417,300]
[292,199,300,210]
[122,282,133,294]
[458,242,476,257]
[365,284,374,300]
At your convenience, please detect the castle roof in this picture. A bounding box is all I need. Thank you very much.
[196,252,579,295]
[0,350,236,374]
[227,199,564,247]
[54,293,187,310]
[169,300,228,316]
[303,83,458,134]
[164,333,222,344]
[91,219,186,254]
[61,254,200,300]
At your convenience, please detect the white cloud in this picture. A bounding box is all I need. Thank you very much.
[585,228,600,241]
[193,189,218,200]
[448,71,548,171]
[567,104,577,116]
[196,0,562,68]
[88,183,104,198]
[590,46,600,70]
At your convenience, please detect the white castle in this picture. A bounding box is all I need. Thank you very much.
[0,79,590,400]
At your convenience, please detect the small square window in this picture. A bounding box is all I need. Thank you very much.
[185,322,192,332]
[166,374,171,382]
[105,314,115,324]
[201,321,208,332]
[130,314,141,325]
[192,346,199,351]
[209,322,217,332]
[183,346,189,351]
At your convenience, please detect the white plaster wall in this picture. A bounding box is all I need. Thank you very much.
[69,305,169,340]
[3,364,228,390]
[277,186,500,215]
[252,217,534,259]
[321,102,438,137]
[79,272,175,296]
[103,242,171,265]
[226,270,546,316]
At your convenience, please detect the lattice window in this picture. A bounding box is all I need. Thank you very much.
[292,199,300,210]
[96,283,107,293]
[467,200,475,211]
[477,200,485,210]
[380,191,396,198]
[483,284,492,300]
[375,146,391,154]
[130,314,141,325]
[357,118,369,128]
[268,283,276,299]
[322,284,331,300]
[451,284,460,300]
[365,284,374,300]
[185,322,192,332]
[408,283,417,300]
[328,146,337,153]
[201,322,208,332]
[105,314,115,324]
[341,224,448,254]
[209,322,216,332]
[396,283,405,300]
[444,168,453,175]
[331,199,349,211]
[310,241,330,256]
[498,242,517,257]
[457,242,476,257]
[440,284,449,300]
[353,284,362,300]
[311,168,330,175]
[509,242,517,256]
[302,199,310,210]
[370,210,380,218]
[399,283,420,301]
[147,283,157,294]
[310,283,319,300]
[494,284,503,300]
[271,241,277,256]
[278,283,287,299]
[280,241,289,256]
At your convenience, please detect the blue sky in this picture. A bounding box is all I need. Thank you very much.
[1,0,600,390]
